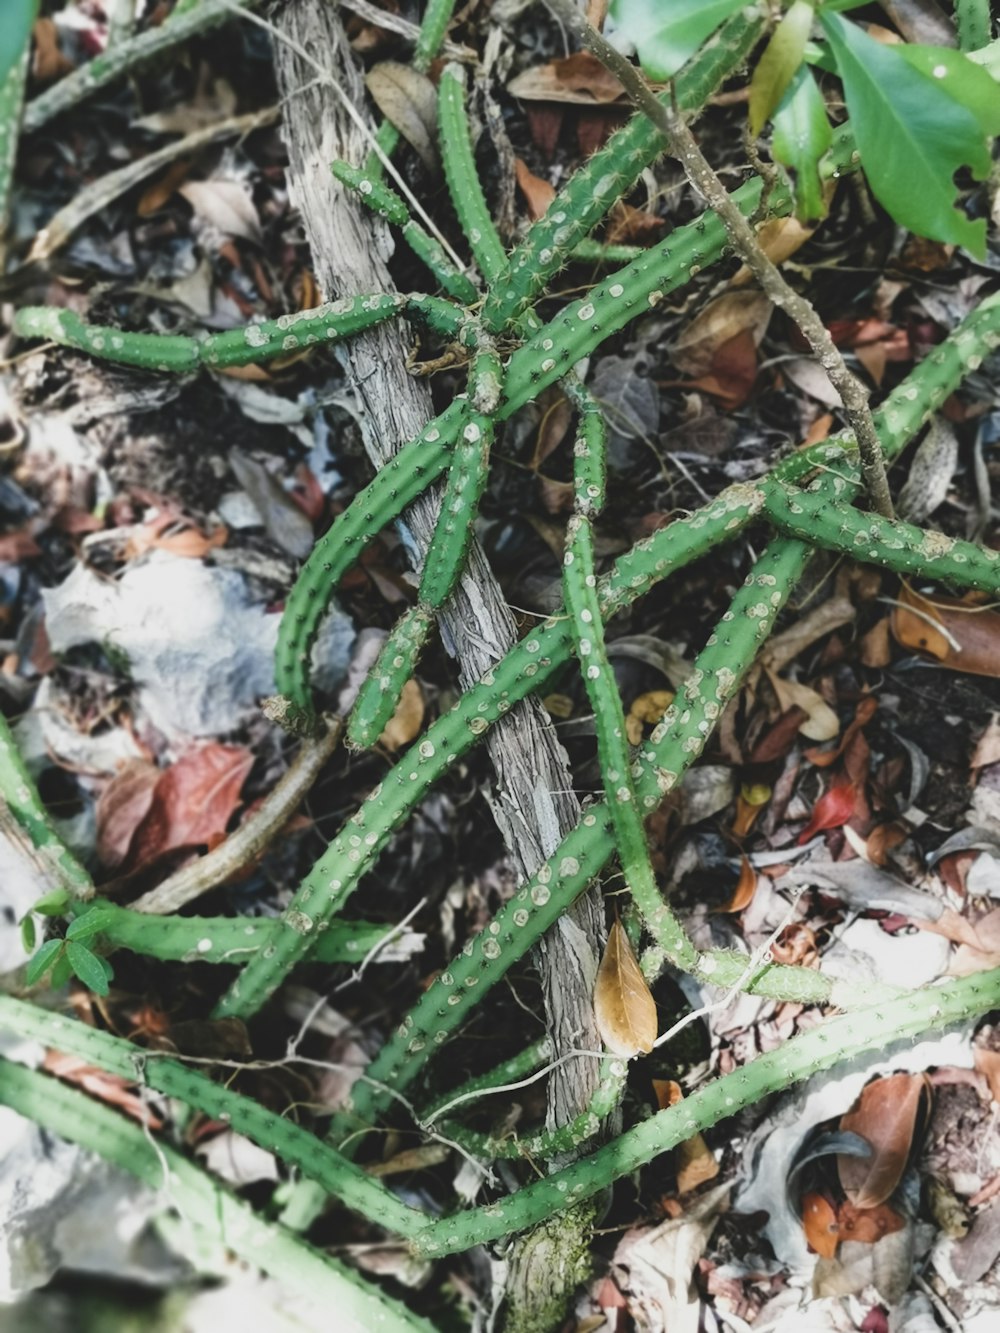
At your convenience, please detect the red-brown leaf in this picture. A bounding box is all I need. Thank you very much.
[126,744,254,871]
[838,1073,928,1209]
[797,779,859,844]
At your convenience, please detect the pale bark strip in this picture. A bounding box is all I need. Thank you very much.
[273,0,604,1136]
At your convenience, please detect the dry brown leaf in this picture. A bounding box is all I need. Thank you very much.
[179,179,263,243]
[671,291,773,378]
[595,921,657,1058]
[379,678,425,750]
[652,1079,720,1193]
[804,695,878,767]
[507,51,627,106]
[514,157,557,221]
[974,1047,1000,1103]
[891,585,1000,677]
[838,1073,928,1209]
[836,1199,906,1246]
[766,669,840,742]
[717,855,758,914]
[365,62,439,172]
[730,210,829,285]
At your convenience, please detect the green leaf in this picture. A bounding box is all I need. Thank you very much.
[772,66,833,224]
[66,942,111,996]
[31,887,72,917]
[20,913,36,953]
[25,938,64,986]
[66,909,113,943]
[820,12,1000,255]
[895,45,1000,139]
[609,0,747,80]
[50,952,74,989]
[750,1,816,136]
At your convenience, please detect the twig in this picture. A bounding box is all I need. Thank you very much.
[130,717,343,914]
[545,0,895,522]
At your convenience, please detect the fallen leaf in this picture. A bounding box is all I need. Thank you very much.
[891,585,1000,678]
[514,157,556,220]
[379,678,425,751]
[43,1051,162,1128]
[803,1192,840,1259]
[595,921,657,1058]
[780,357,842,407]
[797,779,860,844]
[671,291,773,378]
[731,211,828,284]
[747,706,809,764]
[365,62,439,172]
[653,1079,721,1194]
[836,1199,906,1245]
[507,51,627,105]
[766,670,840,742]
[770,922,819,968]
[125,744,255,872]
[96,761,161,869]
[804,695,878,767]
[838,1073,928,1209]
[717,855,758,913]
[179,179,263,243]
[974,1047,1000,1104]
[896,419,958,523]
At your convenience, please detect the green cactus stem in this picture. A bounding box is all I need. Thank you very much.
[214,484,766,1020]
[483,9,766,330]
[21,0,267,134]
[956,0,992,52]
[13,294,466,373]
[347,604,435,750]
[68,900,419,969]
[438,63,510,297]
[766,480,1000,591]
[412,965,1000,1255]
[0,995,430,1243]
[330,160,478,304]
[563,511,699,977]
[0,1059,434,1333]
[0,713,92,900]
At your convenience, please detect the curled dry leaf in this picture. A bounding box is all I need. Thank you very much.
[804,695,878,768]
[671,291,773,378]
[595,921,657,1058]
[379,678,425,751]
[731,782,770,838]
[891,584,1000,678]
[837,1073,928,1210]
[766,669,840,742]
[507,52,628,106]
[514,157,556,221]
[626,689,675,745]
[717,855,758,914]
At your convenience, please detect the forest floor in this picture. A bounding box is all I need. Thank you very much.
[2,2,1000,1331]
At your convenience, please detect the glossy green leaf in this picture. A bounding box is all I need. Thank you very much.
[895,45,1000,138]
[31,887,71,917]
[66,942,112,996]
[25,938,64,986]
[820,11,1000,255]
[609,0,747,80]
[772,65,832,224]
[750,1,815,136]
[49,952,74,989]
[66,909,113,943]
[19,914,36,954]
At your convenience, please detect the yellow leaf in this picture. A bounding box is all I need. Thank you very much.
[766,669,840,741]
[594,921,657,1058]
[379,679,425,751]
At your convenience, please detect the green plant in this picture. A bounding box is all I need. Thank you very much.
[4,0,1000,1324]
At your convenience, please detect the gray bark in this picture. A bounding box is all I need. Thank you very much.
[273,0,605,1148]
